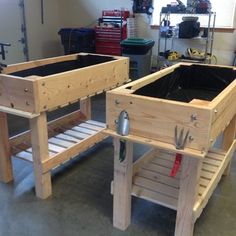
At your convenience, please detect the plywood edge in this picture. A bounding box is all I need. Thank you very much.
[193,140,236,220]
[103,129,205,158]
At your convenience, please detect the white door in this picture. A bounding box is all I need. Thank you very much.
[0,0,27,65]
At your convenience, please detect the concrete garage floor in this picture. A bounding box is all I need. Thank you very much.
[0,94,236,236]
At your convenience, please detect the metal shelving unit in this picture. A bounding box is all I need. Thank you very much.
[157,12,216,64]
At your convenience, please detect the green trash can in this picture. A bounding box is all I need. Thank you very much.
[121,38,155,79]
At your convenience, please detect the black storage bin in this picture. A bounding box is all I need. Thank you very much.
[178,20,200,39]
[58,28,95,54]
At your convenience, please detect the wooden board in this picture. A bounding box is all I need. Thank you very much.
[0,74,38,113]
[0,53,129,113]
[106,91,212,152]
[129,146,235,220]
[36,58,129,112]
[13,120,106,173]
[106,63,236,153]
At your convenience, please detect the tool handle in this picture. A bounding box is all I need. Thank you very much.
[170,153,182,177]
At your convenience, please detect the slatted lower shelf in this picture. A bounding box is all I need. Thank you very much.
[13,119,106,166]
[132,147,230,213]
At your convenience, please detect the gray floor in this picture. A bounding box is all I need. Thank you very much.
[0,95,236,236]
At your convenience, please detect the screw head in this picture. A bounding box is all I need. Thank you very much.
[115,99,120,105]
[24,88,29,92]
[191,114,197,122]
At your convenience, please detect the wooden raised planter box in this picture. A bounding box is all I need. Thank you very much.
[0,53,129,199]
[105,63,236,236]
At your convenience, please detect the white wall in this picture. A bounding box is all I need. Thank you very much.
[58,0,132,28]
[25,0,63,60]
[57,0,236,66]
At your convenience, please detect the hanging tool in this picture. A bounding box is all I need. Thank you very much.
[0,43,11,60]
[41,0,44,24]
[116,110,130,162]
[170,126,189,177]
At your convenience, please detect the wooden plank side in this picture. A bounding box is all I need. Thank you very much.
[106,92,212,151]
[104,129,205,158]
[0,112,13,182]
[37,58,129,112]
[209,80,236,142]
[0,74,37,113]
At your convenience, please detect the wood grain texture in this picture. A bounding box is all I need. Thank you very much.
[222,115,236,176]
[175,156,202,236]
[30,112,52,199]
[37,58,129,112]
[113,138,133,230]
[0,112,13,182]
[0,74,38,113]
[106,92,212,151]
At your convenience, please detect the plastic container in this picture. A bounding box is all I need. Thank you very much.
[121,38,155,55]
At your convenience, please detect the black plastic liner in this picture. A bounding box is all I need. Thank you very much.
[134,65,236,103]
[11,54,115,77]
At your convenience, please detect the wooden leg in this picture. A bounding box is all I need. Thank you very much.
[222,115,236,176]
[175,156,202,236]
[30,112,52,199]
[0,112,13,183]
[80,97,91,120]
[113,138,133,230]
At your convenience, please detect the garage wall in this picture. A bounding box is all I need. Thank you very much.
[57,0,236,66]
[24,0,63,60]
[58,0,132,28]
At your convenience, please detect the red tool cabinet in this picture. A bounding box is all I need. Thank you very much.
[95,10,129,56]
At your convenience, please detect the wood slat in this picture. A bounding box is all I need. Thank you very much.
[202,163,218,173]
[26,148,55,158]
[132,185,178,210]
[143,162,181,179]
[136,169,180,188]
[72,126,96,135]
[55,133,81,143]
[133,176,179,198]
[78,123,103,131]
[15,151,33,162]
[151,157,177,169]
[86,120,106,128]
[48,137,74,148]
[64,130,89,139]
[48,143,65,153]
[203,157,221,167]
